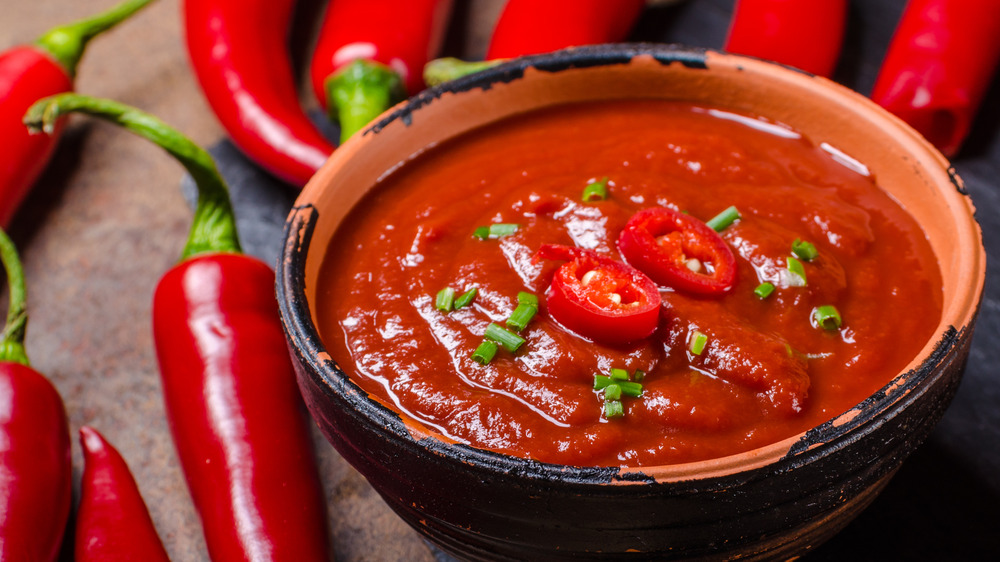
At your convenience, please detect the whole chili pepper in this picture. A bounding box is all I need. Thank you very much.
[309,0,453,143]
[723,0,847,78]
[424,0,645,85]
[184,0,336,187]
[76,426,170,562]
[870,0,1000,157]
[0,0,153,227]
[24,93,332,561]
[0,227,72,561]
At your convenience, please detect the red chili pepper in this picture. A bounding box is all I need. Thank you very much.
[0,0,152,228]
[536,243,660,344]
[0,227,71,561]
[870,0,1000,157]
[724,0,847,78]
[309,0,453,143]
[24,94,333,560]
[184,0,336,186]
[424,0,645,85]
[486,0,646,59]
[617,207,737,297]
[76,426,170,561]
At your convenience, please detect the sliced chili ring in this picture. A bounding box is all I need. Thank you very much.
[617,207,737,296]
[536,244,660,344]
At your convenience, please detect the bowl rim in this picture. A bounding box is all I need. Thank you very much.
[278,43,986,485]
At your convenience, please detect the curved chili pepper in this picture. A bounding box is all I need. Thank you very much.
[25,94,332,561]
[870,0,1000,157]
[723,0,847,78]
[309,0,453,143]
[183,0,336,186]
[536,243,660,345]
[424,0,645,85]
[76,426,170,562]
[0,227,72,561]
[617,207,738,297]
[0,0,153,228]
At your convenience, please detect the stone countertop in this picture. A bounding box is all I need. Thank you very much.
[4,1,999,560]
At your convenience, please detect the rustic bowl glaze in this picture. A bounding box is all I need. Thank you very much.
[277,44,985,560]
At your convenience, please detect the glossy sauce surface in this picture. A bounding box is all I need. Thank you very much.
[315,100,942,467]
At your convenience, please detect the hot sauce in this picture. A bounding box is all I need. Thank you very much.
[315,100,942,467]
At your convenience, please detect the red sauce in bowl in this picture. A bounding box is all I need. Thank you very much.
[315,100,942,467]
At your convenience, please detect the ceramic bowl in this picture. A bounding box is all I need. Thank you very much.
[276,44,985,560]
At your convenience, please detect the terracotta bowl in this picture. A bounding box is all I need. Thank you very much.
[277,44,985,560]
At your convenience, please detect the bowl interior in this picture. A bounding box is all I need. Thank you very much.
[291,45,984,480]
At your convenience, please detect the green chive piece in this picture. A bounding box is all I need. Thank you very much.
[475,224,519,239]
[754,282,775,299]
[454,287,478,309]
[484,323,525,352]
[581,176,609,202]
[594,374,612,390]
[506,302,538,332]
[517,292,538,306]
[472,340,498,364]
[633,369,645,382]
[436,287,455,312]
[473,226,490,239]
[706,206,741,232]
[604,400,624,418]
[689,331,708,355]
[792,238,818,261]
[812,305,843,330]
[604,384,622,401]
[787,256,807,286]
[610,368,629,381]
[618,380,643,398]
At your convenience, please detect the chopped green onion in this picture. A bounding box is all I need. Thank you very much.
[517,292,539,306]
[689,330,708,355]
[706,206,741,232]
[474,223,520,239]
[484,323,525,352]
[786,256,807,286]
[754,282,775,299]
[812,305,842,330]
[610,368,629,381]
[454,287,478,309]
[506,302,538,332]
[436,287,455,312]
[618,380,643,398]
[792,238,818,261]
[581,176,609,202]
[604,384,622,401]
[604,400,624,418]
[472,340,498,364]
[594,374,613,390]
[633,369,645,382]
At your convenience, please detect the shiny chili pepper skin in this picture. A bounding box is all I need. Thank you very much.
[0,0,152,227]
[485,0,646,59]
[309,0,452,142]
[0,228,71,562]
[25,93,333,561]
[617,207,737,297]
[153,255,331,561]
[870,0,1000,157]
[76,426,170,562]
[537,243,660,345]
[184,0,336,186]
[724,0,847,78]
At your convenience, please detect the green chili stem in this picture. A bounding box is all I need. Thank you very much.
[35,0,154,76]
[423,57,505,87]
[0,229,29,365]
[23,93,241,261]
[327,59,406,144]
